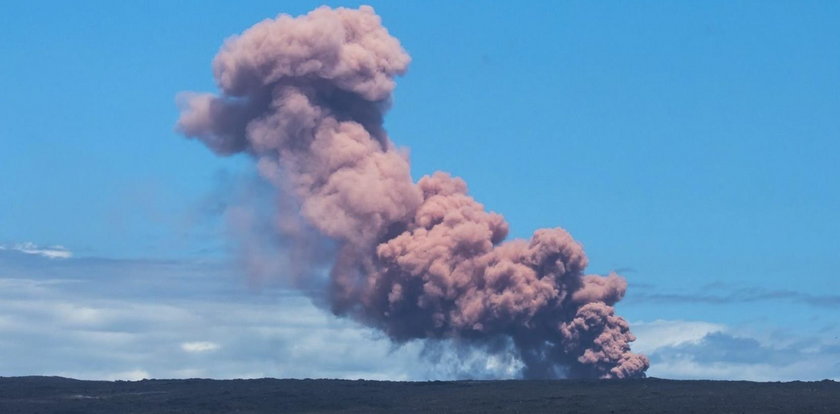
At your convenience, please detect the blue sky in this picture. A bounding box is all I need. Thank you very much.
[1,1,839,380]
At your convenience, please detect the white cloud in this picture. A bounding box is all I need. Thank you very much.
[631,319,725,355]
[57,304,106,326]
[649,353,839,382]
[1,242,72,259]
[0,258,446,380]
[51,369,151,381]
[104,369,150,381]
[632,319,840,381]
[181,341,220,353]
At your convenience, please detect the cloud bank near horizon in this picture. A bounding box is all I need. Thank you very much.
[0,248,838,381]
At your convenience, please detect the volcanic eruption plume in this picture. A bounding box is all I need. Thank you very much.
[177,5,649,379]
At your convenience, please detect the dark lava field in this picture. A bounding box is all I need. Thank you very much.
[1,376,838,413]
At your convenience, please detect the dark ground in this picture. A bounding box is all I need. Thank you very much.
[1,376,838,413]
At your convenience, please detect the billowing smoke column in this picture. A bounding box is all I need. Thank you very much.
[177,5,649,379]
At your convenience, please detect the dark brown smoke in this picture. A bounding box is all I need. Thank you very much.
[177,5,649,379]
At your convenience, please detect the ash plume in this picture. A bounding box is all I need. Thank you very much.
[177,5,649,379]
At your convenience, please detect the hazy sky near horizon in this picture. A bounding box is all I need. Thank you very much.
[1,1,839,381]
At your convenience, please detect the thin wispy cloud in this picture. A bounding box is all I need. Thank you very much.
[181,341,220,353]
[627,286,840,308]
[0,242,72,259]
